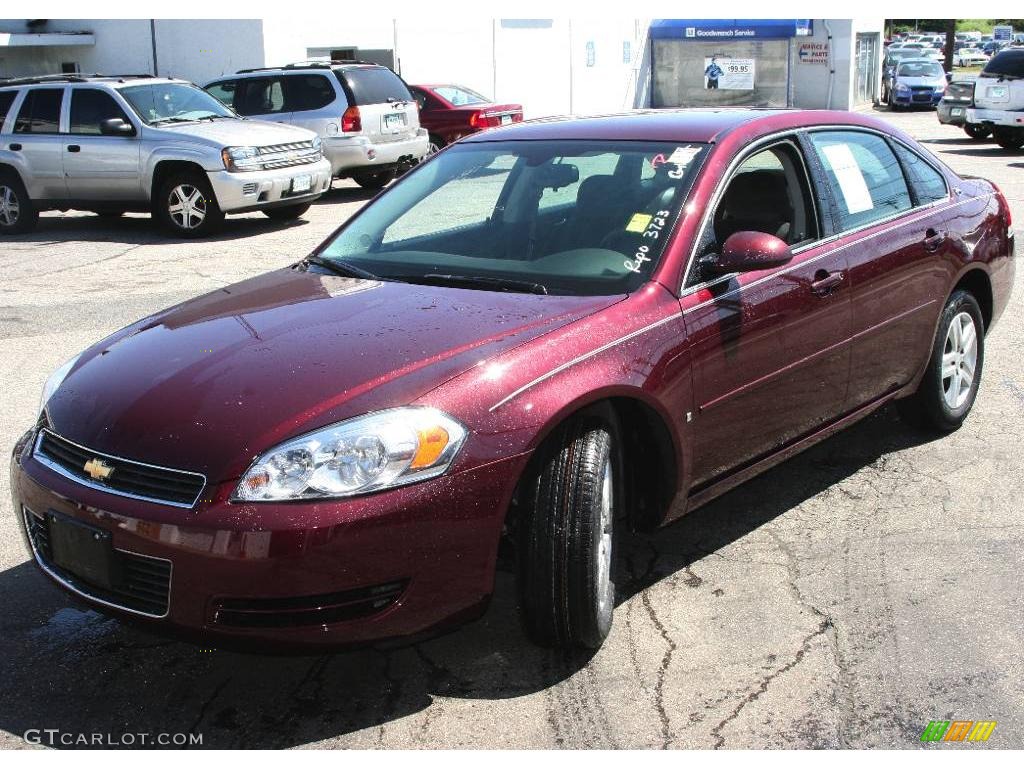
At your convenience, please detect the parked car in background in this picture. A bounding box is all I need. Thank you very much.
[967,48,1024,150]
[205,62,430,190]
[982,40,1008,56]
[954,47,990,67]
[409,84,523,153]
[12,108,1014,651]
[883,48,933,100]
[0,74,330,236]
[887,59,947,110]
[938,80,991,139]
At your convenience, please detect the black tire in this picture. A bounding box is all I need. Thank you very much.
[963,123,991,141]
[153,170,224,238]
[352,170,397,190]
[518,408,620,649]
[993,128,1024,151]
[0,172,39,235]
[262,203,311,221]
[897,289,984,432]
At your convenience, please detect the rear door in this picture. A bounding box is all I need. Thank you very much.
[63,87,144,201]
[336,66,418,145]
[805,129,951,413]
[10,87,67,200]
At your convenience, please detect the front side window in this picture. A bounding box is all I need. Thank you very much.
[69,89,133,135]
[119,83,235,124]
[892,143,948,205]
[808,131,911,231]
[204,80,238,110]
[14,88,64,134]
[319,140,708,296]
[233,78,285,116]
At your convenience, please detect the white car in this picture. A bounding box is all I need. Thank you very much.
[955,48,990,67]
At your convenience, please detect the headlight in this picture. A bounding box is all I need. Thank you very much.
[895,82,910,93]
[39,354,80,417]
[233,407,468,502]
[311,135,322,158]
[221,145,261,172]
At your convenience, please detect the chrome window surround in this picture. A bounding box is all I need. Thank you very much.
[32,429,207,509]
[21,505,172,619]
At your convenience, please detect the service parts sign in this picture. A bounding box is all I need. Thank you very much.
[703,57,755,90]
[798,42,829,64]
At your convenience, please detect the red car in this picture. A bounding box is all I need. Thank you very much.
[409,83,523,152]
[12,109,1014,651]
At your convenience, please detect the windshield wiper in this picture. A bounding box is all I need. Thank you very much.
[150,116,196,125]
[301,254,380,281]
[403,273,548,295]
[196,114,235,121]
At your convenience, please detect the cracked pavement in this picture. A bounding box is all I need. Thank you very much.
[0,109,1021,749]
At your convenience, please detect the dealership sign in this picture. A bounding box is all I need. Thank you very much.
[651,19,812,40]
[798,42,829,64]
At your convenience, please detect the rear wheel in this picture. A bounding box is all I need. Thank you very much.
[262,202,311,221]
[352,170,396,190]
[993,127,1024,151]
[897,290,984,432]
[963,123,991,141]
[518,408,620,649]
[0,173,39,235]
[154,171,224,238]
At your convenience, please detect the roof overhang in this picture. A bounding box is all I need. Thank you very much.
[0,32,95,48]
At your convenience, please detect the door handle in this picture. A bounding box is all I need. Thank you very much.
[67,145,81,153]
[923,227,946,252]
[9,143,21,151]
[811,269,844,295]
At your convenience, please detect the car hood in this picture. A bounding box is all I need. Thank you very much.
[45,268,620,483]
[148,118,317,147]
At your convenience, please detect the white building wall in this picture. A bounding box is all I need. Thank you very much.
[791,18,884,110]
[151,20,265,83]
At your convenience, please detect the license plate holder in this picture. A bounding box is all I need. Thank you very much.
[290,175,312,194]
[951,107,964,116]
[383,112,406,131]
[500,115,513,125]
[47,511,120,590]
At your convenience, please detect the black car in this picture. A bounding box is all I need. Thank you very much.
[938,80,991,140]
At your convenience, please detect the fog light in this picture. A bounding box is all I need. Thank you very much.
[367,148,377,160]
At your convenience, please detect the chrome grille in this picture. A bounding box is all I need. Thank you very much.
[255,140,321,170]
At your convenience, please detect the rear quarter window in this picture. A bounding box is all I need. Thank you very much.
[337,67,411,105]
[0,91,16,128]
[892,143,948,205]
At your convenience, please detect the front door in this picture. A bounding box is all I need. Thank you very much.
[62,88,143,201]
[681,138,852,489]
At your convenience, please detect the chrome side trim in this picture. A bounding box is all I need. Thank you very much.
[33,429,206,509]
[21,505,172,619]
[489,313,681,412]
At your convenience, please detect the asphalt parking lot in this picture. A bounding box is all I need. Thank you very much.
[1,108,1022,749]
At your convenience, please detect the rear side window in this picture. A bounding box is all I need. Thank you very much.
[892,143,948,205]
[69,89,132,135]
[808,131,912,231]
[235,77,286,116]
[337,67,411,105]
[982,50,1024,78]
[14,88,64,134]
[282,75,336,111]
[0,91,16,128]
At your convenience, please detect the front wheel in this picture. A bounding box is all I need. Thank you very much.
[963,123,991,141]
[518,409,620,649]
[993,127,1024,151]
[0,173,39,235]
[897,290,984,432]
[352,170,397,190]
[262,202,311,221]
[154,171,224,238]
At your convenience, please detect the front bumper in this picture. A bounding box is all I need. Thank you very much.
[11,430,528,650]
[208,158,333,214]
[892,90,942,107]
[324,129,430,177]
[967,108,1024,127]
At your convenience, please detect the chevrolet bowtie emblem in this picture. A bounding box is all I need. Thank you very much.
[83,458,115,481]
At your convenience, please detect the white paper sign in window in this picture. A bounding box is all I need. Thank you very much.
[821,143,874,215]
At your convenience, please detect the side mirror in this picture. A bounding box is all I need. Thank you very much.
[705,231,793,275]
[100,118,136,137]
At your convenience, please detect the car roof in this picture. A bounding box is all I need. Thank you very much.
[460,108,896,145]
[0,74,185,89]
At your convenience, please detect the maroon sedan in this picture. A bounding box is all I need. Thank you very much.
[11,110,1014,651]
[409,83,523,152]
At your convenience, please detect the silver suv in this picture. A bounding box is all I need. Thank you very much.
[0,74,332,237]
[204,62,429,190]
[966,49,1024,151]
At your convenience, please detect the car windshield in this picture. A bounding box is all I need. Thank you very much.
[898,62,943,77]
[318,140,709,296]
[119,83,236,124]
[433,85,489,106]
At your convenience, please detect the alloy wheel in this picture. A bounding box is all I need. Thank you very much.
[167,184,208,230]
[0,185,20,227]
[942,311,978,409]
[596,456,614,615]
